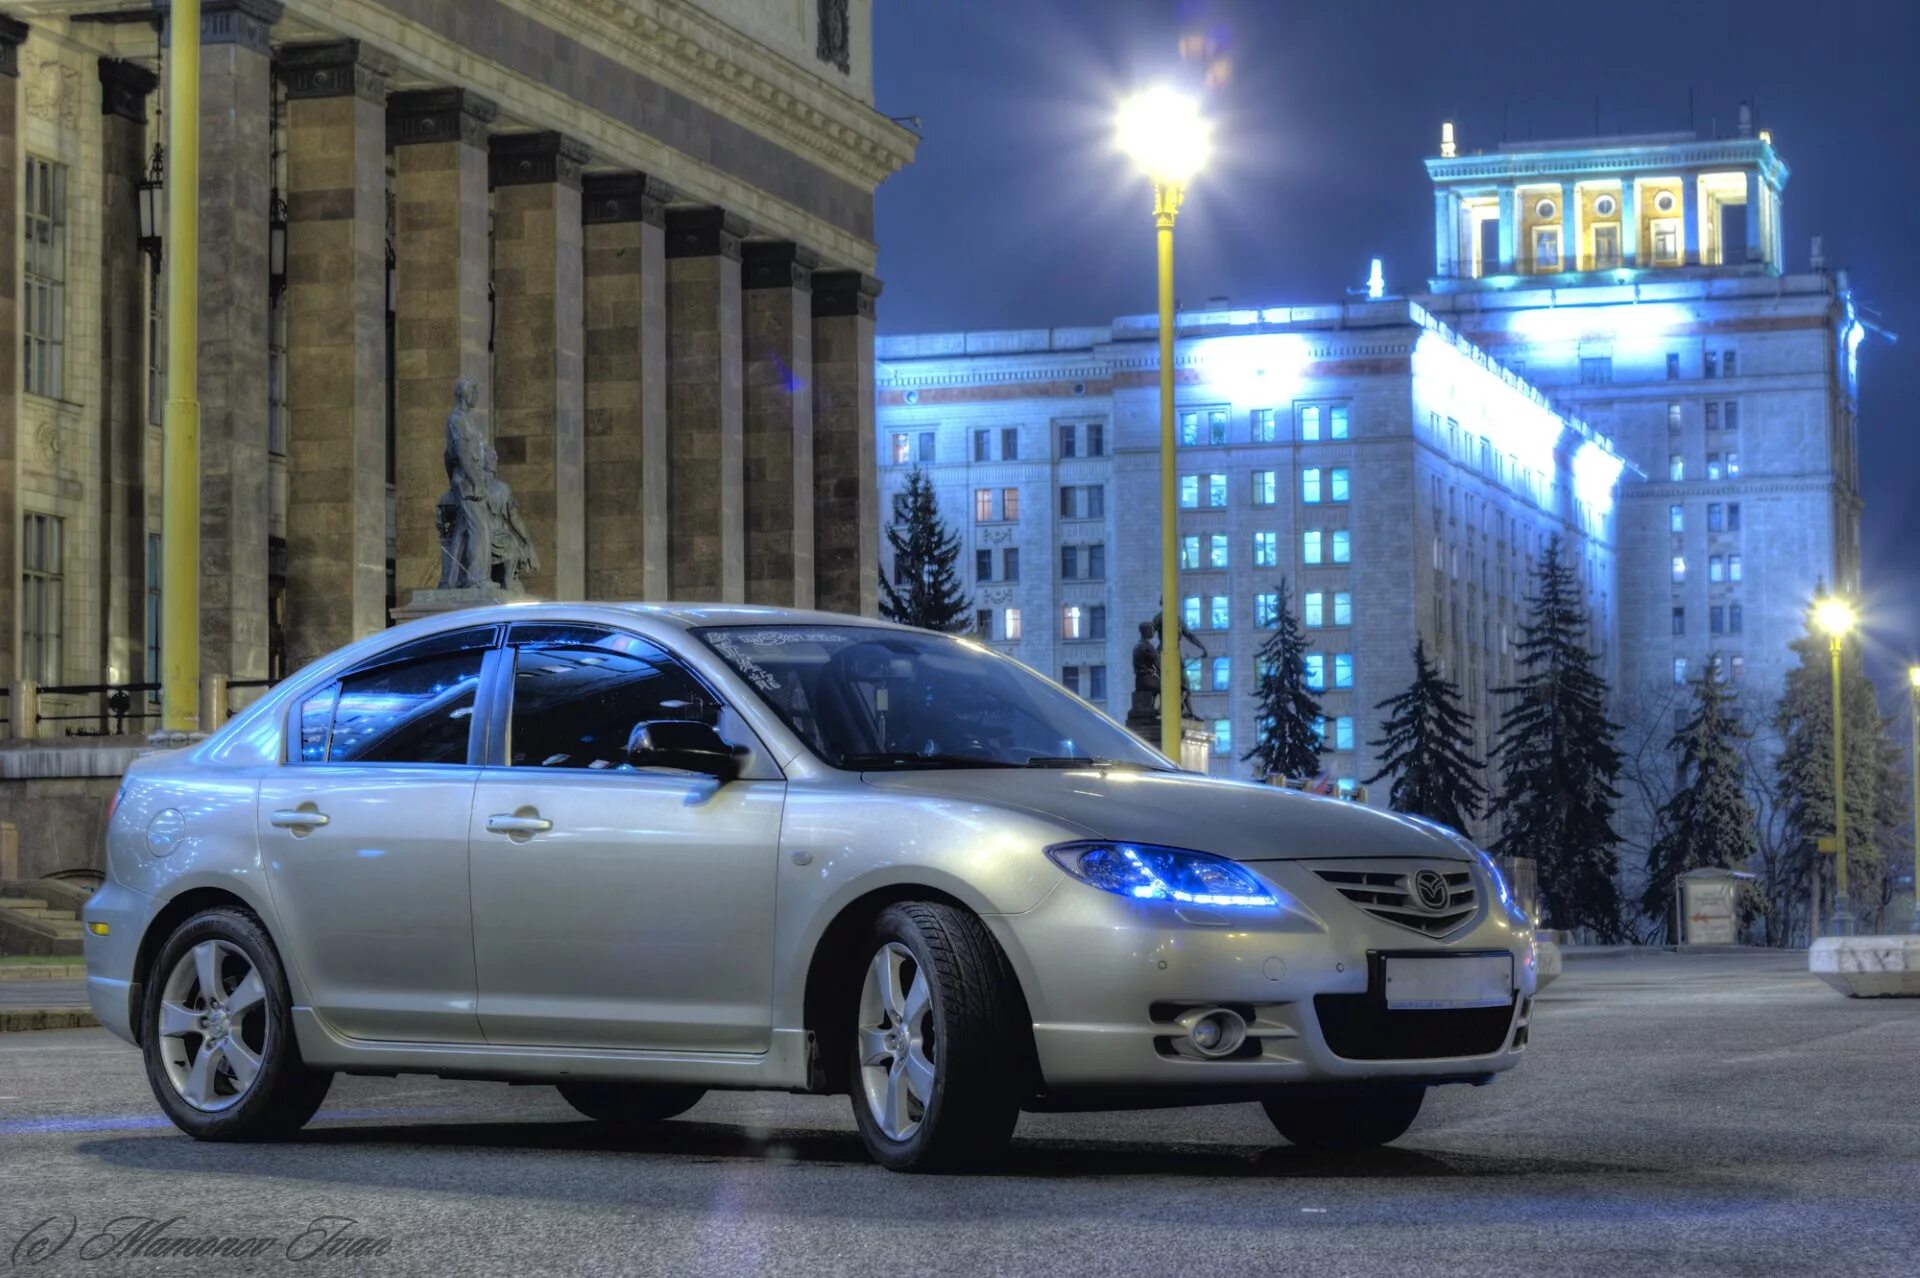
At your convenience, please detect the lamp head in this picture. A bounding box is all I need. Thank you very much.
[1908,664,1920,690]
[1813,597,1857,639]
[1117,86,1210,188]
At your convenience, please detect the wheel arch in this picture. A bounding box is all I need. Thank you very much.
[127,885,281,1045]
[799,884,1039,1097]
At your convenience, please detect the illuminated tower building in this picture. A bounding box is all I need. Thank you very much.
[1419,109,1866,732]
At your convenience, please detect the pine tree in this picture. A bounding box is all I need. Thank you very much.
[1243,579,1324,782]
[1365,638,1487,834]
[1773,606,1897,931]
[877,468,971,633]
[1491,535,1626,939]
[1641,661,1758,940]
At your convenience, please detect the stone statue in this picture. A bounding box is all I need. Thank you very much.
[435,378,490,588]
[484,446,540,591]
[1129,621,1160,717]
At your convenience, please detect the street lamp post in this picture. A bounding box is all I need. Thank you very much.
[1909,664,1920,933]
[1814,596,1857,935]
[1118,87,1209,762]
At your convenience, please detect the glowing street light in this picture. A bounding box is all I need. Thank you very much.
[1117,86,1210,761]
[1813,596,1858,934]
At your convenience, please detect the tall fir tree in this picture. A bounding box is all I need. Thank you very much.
[1642,661,1758,940]
[877,468,971,632]
[1772,605,1900,931]
[1242,579,1325,781]
[1491,535,1627,939]
[1365,638,1487,834]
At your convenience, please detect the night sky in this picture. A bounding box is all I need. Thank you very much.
[873,0,1920,694]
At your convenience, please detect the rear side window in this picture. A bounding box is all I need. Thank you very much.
[297,651,485,765]
[508,628,718,770]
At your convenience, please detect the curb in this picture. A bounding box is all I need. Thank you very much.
[0,1007,98,1031]
[0,965,87,981]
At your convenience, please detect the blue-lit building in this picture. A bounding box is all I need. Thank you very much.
[875,115,1861,840]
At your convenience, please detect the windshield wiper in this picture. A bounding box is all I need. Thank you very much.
[839,752,1014,770]
[1021,755,1166,771]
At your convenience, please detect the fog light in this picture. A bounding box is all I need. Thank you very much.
[87,921,110,936]
[1173,1007,1247,1060]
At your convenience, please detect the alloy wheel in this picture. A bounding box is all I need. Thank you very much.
[155,939,271,1113]
[855,941,936,1142]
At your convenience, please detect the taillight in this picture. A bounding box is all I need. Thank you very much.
[105,779,128,827]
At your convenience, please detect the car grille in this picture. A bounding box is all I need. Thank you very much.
[1311,861,1477,936]
[1314,994,1518,1061]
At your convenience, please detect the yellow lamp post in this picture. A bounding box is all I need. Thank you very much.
[160,0,203,737]
[1813,596,1857,934]
[1117,87,1209,761]
[1909,664,1920,933]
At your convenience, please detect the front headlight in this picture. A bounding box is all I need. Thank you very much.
[1044,841,1277,908]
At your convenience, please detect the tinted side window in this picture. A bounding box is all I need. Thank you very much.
[327,651,486,765]
[297,686,336,763]
[509,631,718,770]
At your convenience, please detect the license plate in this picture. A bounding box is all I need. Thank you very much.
[1383,954,1514,1010]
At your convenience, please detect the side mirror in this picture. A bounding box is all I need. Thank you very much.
[627,719,740,781]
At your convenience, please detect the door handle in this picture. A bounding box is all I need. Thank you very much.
[486,813,553,835]
[269,808,329,832]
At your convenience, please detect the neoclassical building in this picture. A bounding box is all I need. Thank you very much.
[0,0,910,737]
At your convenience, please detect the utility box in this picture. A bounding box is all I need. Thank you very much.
[1680,868,1754,946]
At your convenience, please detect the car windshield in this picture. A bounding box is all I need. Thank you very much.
[694,625,1173,772]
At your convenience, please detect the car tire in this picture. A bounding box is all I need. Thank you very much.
[1262,1084,1426,1151]
[141,906,333,1141]
[555,1081,706,1126]
[846,902,1024,1173]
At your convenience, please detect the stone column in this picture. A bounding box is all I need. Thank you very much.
[1431,190,1454,280]
[1743,171,1763,264]
[1495,184,1516,274]
[810,271,879,617]
[276,41,390,668]
[390,89,494,599]
[97,59,158,694]
[194,0,281,687]
[581,173,669,600]
[0,18,23,690]
[664,208,745,601]
[489,132,586,599]
[1682,174,1700,264]
[741,242,815,607]
[1620,180,1639,266]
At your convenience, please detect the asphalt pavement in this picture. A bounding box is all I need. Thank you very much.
[2,950,1916,1276]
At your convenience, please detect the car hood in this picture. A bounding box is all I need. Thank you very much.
[857,767,1476,863]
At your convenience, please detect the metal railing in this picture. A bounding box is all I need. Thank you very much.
[3,676,282,739]
[35,682,163,736]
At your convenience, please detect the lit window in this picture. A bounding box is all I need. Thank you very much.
[1303,468,1323,503]
[1708,555,1724,583]
[1707,453,1724,481]
[1708,503,1725,533]
[1002,488,1019,520]
[1329,469,1350,502]
[892,433,910,464]
[1180,535,1201,571]
[23,157,66,399]
[1254,592,1279,629]
[1304,653,1326,690]
[1673,657,1688,685]
[1182,596,1202,631]
[1211,657,1231,692]
[1333,653,1353,688]
[1334,716,1354,752]
[1331,530,1351,563]
[1209,595,1230,630]
[1729,554,1742,581]
[1003,608,1021,641]
[1670,504,1684,533]
[1253,530,1278,567]
[1180,475,1201,509]
[1726,452,1740,477]
[1672,555,1686,583]
[1062,606,1084,640]
[1330,405,1349,440]
[1251,409,1276,443]
[1183,657,1202,691]
[1179,411,1200,448]
[1302,529,1322,564]
[1300,404,1322,442]
[1207,474,1228,508]
[1208,533,1228,569]
[1333,592,1352,627]
[1213,719,1232,756]
[1312,715,1326,744]
[1669,454,1685,481]
[1304,592,1324,628]
[1252,471,1277,505]
[1667,403,1682,431]
[974,489,993,522]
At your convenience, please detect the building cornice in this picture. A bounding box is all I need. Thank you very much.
[1426,137,1789,190]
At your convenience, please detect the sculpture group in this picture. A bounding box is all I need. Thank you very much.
[435,378,540,592]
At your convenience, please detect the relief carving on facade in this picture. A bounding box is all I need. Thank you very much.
[816,0,850,74]
[26,54,79,125]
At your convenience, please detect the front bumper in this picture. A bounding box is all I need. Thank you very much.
[989,858,1536,1091]
[81,879,156,1045]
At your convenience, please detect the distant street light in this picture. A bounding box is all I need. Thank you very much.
[1814,596,1858,934]
[1909,664,1919,933]
[1117,86,1209,761]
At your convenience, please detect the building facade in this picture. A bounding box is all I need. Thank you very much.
[877,301,1625,819]
[0,0,912,742]
[1421,117,1863,723]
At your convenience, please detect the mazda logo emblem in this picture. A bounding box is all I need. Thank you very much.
[1412,869,1452,913]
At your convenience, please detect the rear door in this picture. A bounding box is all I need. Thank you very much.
[257,627,497,1043]
[468,623,784,1051]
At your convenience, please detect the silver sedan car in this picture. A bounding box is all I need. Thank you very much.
[86,604,1536,1171]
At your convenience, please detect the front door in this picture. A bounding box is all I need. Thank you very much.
[257,634,495,1043]
[468,624,783,1051]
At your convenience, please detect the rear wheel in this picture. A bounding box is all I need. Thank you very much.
[1262,1085,1425,1151]
[141,907,333,1141]
[556,1081,705,1126]
[846,902,1023,1172]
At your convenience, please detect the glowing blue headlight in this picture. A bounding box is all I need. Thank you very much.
[1045,841,1277,908]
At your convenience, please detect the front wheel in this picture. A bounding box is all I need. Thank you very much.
[847,903,1024,1172]
[556,1081,705,1126]
[141,906,333,1140]
[1263,1085,1425,1151]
